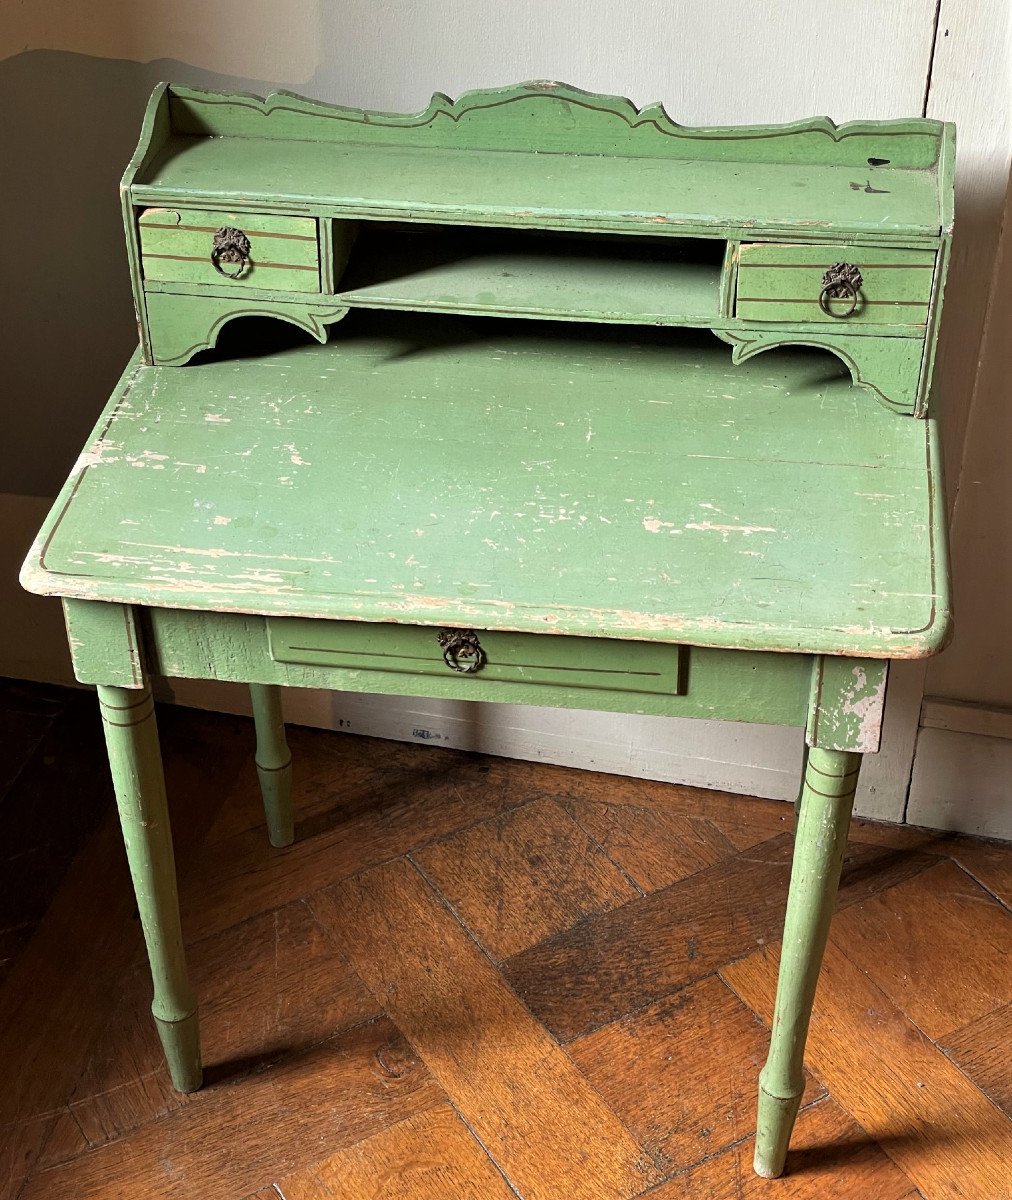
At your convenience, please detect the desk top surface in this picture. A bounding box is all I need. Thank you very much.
[23,313,949,658]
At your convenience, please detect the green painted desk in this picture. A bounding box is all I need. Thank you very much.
[21,83,953,1180]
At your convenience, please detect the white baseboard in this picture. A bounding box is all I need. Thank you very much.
[908,701,1012,840]
[163,675,806,800]
[920,697,1012,741]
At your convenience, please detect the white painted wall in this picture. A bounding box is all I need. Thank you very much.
[3,2,1010,831]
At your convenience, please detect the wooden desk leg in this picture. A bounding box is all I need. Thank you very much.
[97,685,202,1093]
[753,745,859,1178]
[250,684,294,848]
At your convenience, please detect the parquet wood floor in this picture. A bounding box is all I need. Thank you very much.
[2,689,1010,1199]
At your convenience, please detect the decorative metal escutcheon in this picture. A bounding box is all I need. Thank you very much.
[437,628,486,673]
[819,262,863,318]
[210,226,252,278]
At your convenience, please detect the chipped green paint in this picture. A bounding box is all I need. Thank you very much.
[755,745,859,1178]
[22,326,950,659]
[118,82,954,393]
[167,81,948,168]
[137,608,812,725]
[808,657,890,752]
[138,206,320,292]
[97,684,201,1092]
[62,598,142,688]
[715,328,929,415]
[143,292,348,364]
[250,683,294,848]
[22,82,956,1182]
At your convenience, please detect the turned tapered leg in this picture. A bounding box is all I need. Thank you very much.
[754,745,859,1178]
[250,684,294,848]
[97,685,202,1092]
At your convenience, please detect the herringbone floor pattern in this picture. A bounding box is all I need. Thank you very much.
[2,687,1010,1199]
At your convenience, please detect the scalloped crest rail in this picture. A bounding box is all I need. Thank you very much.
[122,82,953,413]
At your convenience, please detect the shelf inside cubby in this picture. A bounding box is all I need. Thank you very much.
[335,224,724,326]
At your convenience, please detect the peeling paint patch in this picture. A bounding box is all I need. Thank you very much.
[840,664,888,752]
[684,522,776,536]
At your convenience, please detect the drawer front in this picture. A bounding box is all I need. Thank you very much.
[268,618,685,698]
[735,243,935,328]
[139,207,320,292]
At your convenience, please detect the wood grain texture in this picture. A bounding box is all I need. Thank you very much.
[21,1017,442,1200]
[502,834,936,1043]
[204,725,511,845]
[940,1002,1012,1118]
[829,858,1012,1040]
[7,703,1012,1198]
[276,1105,518,1199]
[948,836,1012,908]
[557,774,797,851]
[412,795,639,958]
[722,941,1012,1199]
[66,901,377,1150]
[567,975,824,1171]
[560,794,739,892]
[179,732,520,942]
[31,1108,91,1172]
[647,1097,920,1199]
[0,704,249,1200]
[312,857,661,1200]
[504,833,795,1042]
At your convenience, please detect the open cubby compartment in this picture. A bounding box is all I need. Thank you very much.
[330,220,729,326]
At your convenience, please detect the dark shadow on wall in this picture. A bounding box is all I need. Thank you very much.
[0,51,287,498]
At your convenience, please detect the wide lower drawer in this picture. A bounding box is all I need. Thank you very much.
[268,618,685,697]
[735,242,935,328]
[138,206,320,291]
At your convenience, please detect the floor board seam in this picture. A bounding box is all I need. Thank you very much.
[946,857,1012,916]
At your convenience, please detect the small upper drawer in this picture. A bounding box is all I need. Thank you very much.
[735,243,935,328]
[268,618,685,698]
[138,207,320,292]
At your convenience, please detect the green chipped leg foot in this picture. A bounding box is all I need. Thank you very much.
[250,683,294,848]
[753,745,860,1178]
[97,684,203,1093]
[154,1008,202,1092]
[754,1081,802,1178]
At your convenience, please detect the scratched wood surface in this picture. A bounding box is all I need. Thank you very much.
[22,312,948,657]
[4,692,1010,1200]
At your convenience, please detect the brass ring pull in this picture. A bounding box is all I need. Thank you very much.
[437,629,486,673]
[210,226,252,279]
[819,262,863,318]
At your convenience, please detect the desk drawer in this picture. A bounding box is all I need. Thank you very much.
[139,207,321,292]
[735,242,934,327]
[267,618,685,698]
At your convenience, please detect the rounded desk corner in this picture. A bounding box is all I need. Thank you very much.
[904,606,954,660]
[18,553,53,598]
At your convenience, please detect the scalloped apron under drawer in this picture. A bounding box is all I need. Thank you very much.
[138,207,321,291]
